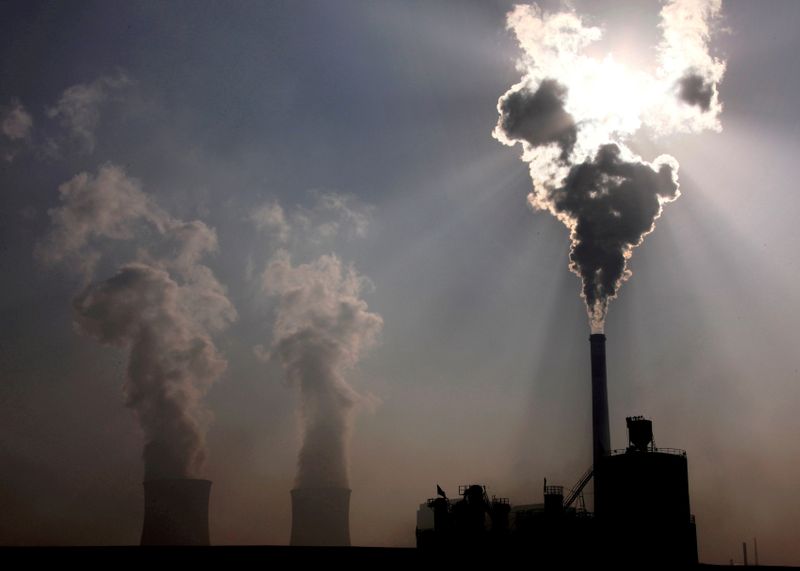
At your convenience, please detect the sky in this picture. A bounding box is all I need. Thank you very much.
[1,0,799,564]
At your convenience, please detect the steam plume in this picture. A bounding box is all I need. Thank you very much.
[261,246,382,489]
[494,0,725,331]
[1,99,33,162]
[38,164,236,479]
[47,72,132,153]
[2,100,33,141]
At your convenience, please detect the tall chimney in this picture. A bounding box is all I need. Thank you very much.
[290,487,351,546]
[590,334,611,514]
[140,479,211,545]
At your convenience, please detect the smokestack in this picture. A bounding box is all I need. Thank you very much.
[290,487,351,546]
[140,479,211,545]
[590,333,611,516]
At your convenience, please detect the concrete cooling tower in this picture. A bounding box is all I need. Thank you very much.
[140,479,211,546]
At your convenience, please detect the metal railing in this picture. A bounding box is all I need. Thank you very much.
[607,447,686,457]
[563,466,593,509]
[458,484,487,496]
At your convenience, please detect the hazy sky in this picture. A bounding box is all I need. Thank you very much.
[1,0,799,565]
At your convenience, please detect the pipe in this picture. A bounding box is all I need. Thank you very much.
[590,334,611,469]
[590,333,611,516]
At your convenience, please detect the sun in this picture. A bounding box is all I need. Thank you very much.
[562,54,654,156]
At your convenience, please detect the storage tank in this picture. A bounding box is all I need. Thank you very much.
[597,418,698,565]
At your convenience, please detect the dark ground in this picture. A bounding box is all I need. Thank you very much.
[0,547,797,569]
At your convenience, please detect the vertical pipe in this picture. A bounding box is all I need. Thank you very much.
[590,334,610,516]
[590,334,611,466]
[754,537,759,566]
[743,541,748,566]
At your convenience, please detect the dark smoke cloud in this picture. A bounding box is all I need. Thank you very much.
[495,79,682,329]
[553,145,679,324]
[497,80,577,159]
[494,1,725,331]
[38,164,236,479]
[678,72,715,111]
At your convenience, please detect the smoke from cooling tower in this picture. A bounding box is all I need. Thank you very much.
[261,250,382,488]
[494,0,725,332]
[251,193,380,490]
[37,164,236,479]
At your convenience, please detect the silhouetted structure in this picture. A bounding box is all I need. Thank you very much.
[416,485,510,551]
[415,335,698,565]
[595,417,698,564]
[417,417,696,564]
[590,333,611,515]
[140,479,211,545]
[290,487,351,546]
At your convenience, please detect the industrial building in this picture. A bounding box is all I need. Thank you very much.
[415,334,698,565]
[130,332,697,563]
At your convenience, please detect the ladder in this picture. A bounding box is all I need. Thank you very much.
[563,466,593,510]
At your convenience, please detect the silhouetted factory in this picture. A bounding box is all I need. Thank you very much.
[415,334,698,566]
[130,333,697,566]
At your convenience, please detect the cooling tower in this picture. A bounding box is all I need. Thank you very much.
[140,478,211,545]
[290,487,351,546]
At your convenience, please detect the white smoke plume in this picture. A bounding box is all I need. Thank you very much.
[38,164,236,479]
[250,191,372,248]
[1,99,33,162]
[255,194,381,489]
[494,0,725,331]
[35,164,167,277]
[250,201,291,244]
[295,191,373,243]
[46,72,132,153]
[2,100,33,141]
